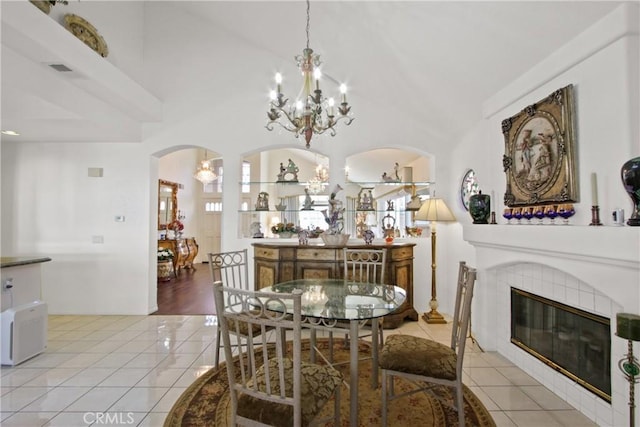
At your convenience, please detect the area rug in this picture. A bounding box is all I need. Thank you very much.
[164,339,496,426]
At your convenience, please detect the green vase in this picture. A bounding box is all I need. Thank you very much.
[469,191,491,224]
[621,156,640,226]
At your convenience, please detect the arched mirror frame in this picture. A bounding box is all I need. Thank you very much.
[158,179,179,230]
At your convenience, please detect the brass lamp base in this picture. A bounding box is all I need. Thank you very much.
[423,309,447,324]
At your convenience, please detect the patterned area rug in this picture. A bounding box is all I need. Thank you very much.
[164,338,496,426]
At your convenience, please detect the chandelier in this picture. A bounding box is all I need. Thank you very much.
[307,163,329,194]
[265,0,354,148]
[193,150,217,185]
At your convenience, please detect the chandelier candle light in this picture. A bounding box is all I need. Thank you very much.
[266,0,354,148]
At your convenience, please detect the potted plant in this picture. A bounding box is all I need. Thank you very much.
[157,248,175,281]
[271,221,299,238]
[167,219,184,239]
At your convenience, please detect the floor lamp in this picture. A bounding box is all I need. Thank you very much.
[617,312,640,427]
[415,197,456,324]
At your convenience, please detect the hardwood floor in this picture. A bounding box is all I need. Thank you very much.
[153,262,215,315]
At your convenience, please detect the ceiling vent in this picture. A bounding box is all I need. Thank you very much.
[47,63,73,72]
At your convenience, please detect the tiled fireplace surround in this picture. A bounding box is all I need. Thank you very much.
[463,225,640,426]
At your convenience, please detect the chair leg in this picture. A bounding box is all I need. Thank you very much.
[457,384,465,427]
[333,384,341,425]
[381,369,388,426]
[214,328,221,368]
[371,319,379,389]
[310,328,317,364]
[328,331,334,363]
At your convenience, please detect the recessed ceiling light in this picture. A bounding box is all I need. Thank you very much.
[1,130,20,136]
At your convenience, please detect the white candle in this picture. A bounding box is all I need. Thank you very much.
[591,173,598,206]
[491,190,495,212]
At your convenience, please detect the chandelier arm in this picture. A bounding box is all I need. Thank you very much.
[266,119,302,135]
[268,102,303,127]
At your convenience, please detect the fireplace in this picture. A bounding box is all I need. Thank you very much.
[463,225,640,425]
[511,287,611,402]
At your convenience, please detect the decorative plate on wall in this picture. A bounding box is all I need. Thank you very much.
[64,14,109,58]
[460,169,480,211]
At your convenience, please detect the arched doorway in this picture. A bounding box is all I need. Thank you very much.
[155,146,222,314]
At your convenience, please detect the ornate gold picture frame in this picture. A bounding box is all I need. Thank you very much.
[502,84,578,207]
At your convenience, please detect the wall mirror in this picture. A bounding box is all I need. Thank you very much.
[158,179,178,230]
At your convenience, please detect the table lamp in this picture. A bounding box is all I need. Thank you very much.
[415,197,456,324]
[617,313,640,427]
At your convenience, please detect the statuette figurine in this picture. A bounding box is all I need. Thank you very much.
[277,158,299,182]
[381,162,401,183]
[301,188,315,210]
[255,191,269,211]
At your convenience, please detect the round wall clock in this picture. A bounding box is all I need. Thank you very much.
[460,169,480,211]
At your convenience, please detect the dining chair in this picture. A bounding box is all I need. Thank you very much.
[208,249,273,368]
[213,281,343,427]
[309,248,386,383]
[342,248,386,344]
[379,261,477,427]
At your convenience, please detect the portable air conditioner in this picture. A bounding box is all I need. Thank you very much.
[1,301,48,366]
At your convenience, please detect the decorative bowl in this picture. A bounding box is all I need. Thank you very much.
[320,233,350,246]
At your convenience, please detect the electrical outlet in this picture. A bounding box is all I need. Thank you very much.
[2,278,14,290]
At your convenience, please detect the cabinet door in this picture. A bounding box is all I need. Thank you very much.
[296,262,337,279]
[389,259,413,306]
[255,260,277,289]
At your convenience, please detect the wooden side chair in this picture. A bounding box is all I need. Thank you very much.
[209,249,272,368]
[213,281,343,426]
[379,261,477,427]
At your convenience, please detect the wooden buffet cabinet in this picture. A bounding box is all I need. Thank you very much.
[158,238,198,274]
[252,241,418,328]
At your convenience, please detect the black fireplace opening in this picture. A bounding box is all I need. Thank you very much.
[511,288,611,402]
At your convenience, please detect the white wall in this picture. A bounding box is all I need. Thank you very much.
[1,141,153,314]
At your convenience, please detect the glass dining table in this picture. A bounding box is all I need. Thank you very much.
[262,278,407,427]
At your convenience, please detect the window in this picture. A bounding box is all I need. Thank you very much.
[205,201,223,212]
[216,165,224,193]
[241,161,250,193]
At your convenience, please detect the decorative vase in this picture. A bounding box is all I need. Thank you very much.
[157,260,174,282]
[320,233,350,246]
[469,191,491,224]
[621,157,640,226]
[277,232,293,238]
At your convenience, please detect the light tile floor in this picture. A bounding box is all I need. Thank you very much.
[0,315,597,426]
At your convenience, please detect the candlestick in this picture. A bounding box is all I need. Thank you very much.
[591,173,598,206]
[590,206,603,226]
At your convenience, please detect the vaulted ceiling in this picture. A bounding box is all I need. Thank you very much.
[1,1,621,148]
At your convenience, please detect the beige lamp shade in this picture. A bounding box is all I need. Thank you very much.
[415,198,456,222]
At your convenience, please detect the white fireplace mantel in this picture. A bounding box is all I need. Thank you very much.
[464,224,640,272]
[464,225,640,309]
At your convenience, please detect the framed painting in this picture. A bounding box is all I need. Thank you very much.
[502,84,578,207]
